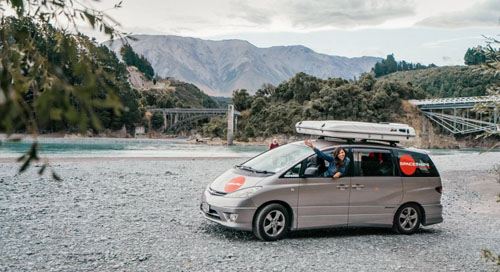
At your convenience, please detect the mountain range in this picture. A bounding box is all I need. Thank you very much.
[105,35,381,96]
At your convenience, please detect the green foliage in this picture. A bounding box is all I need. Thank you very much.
[202,117,226,138]
[381,66,500,98]
[0,17,123,133]
[464,46,487,65]
[202,72,428,140]
[232,89,252,111]
[373,54,436,77]
[139,79,220,109]
[151,112,164,130]
[120,43,155,80]
[477,35,500,270]
[211,96,232,108]
[0,0,129,177]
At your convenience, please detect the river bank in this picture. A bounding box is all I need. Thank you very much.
[2,128,499,149]
[1,152,499,271]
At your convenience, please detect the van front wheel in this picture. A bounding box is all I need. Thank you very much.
[253,203,289,241]
[393,204,422,235]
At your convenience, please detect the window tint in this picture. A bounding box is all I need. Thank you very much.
[353,150,394,177]
[283,163,301,178]
[395,150,439,177]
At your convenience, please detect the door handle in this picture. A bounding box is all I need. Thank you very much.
[336,184,349,190]
[352,184,365,190]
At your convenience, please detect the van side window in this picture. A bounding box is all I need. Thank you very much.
[302,154,329,178]
[395,150,439,177]
[283,163,301,178]
[353,150,394,177]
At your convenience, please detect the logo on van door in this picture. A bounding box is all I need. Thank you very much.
[399,155,416,175]
[225,176,246,192]
[399,154,430,176]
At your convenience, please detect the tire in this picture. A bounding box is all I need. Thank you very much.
[253,203,290,241]
[393,203,422,235]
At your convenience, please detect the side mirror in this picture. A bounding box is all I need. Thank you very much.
[303,166,318,177]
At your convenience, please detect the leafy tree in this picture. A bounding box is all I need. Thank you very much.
[202,116,226,138]
[120,43,155,80]
[203,72,429,140]
[385,54,398,74]
[232,89,252,111]
[373,54,436,77]
[381,66,500,98]
[139,80,220,109]
[255,83,276,98]
[151,112,164,130]
[0,0,127,177]
[464,46,487,65]
[289,72,320,104]
[476,35,500,271]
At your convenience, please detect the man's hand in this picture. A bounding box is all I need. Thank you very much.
[333,172,341,179]
[304,139,314,149]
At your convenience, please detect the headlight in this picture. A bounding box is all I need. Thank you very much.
[224,187,262,198]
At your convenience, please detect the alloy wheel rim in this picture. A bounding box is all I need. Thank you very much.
[263,210,285,237]
[399,207,418,231]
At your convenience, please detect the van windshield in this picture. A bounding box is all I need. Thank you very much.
[240,144,313,173]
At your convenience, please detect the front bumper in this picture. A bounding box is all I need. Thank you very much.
[200,188,257,231]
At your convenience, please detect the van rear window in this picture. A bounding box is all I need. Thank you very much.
[395,150,439,177]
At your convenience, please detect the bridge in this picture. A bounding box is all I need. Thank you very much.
[409,96,500,134]
[147,106,241,144]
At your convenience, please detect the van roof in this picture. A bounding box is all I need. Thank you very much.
[293,139,428,155]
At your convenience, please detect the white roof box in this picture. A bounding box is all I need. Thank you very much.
[296,120,415,142]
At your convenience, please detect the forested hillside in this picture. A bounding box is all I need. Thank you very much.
[138,79,221,109]
[0,17,224,135]
[0,17,142,134]
[202,72,428,139]
[381,66,500,98]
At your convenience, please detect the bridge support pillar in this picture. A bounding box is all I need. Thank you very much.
[453,108,456,133]
[234,116,238,134]
[227,105,234,145]
[494,107,498,127]
[163,111,167,130]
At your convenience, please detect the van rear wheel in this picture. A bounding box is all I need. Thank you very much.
[393,203,422,235]
[253,203,289,241]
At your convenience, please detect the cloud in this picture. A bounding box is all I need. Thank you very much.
[422,36,484,48]
[227,0,417,30]
[417,0,500,28]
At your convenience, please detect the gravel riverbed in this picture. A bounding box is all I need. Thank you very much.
[1,152,500,271]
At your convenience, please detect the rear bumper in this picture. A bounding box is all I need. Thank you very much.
[422,204,443,226]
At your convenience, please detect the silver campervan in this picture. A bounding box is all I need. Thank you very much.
[200,122,443,241]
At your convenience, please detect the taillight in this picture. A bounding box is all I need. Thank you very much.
[435,186,443,194]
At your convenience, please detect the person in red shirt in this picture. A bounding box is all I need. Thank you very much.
[269,138,280,150]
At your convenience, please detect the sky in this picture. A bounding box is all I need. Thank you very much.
[41,0,500,65]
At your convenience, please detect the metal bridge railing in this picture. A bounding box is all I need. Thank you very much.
[409,95,499,135]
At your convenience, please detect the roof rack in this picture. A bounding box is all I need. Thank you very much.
[319,137,399,147]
